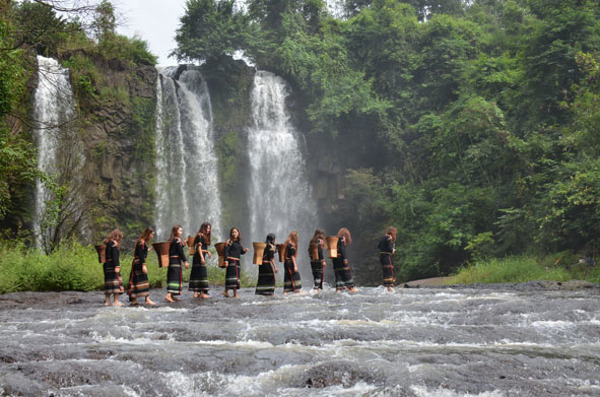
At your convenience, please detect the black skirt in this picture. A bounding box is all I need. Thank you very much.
[127,259,149,298]
[310,260,324,289]
[225,258,241,290]
[189,252,209,292]
[332,257,354,290]
[283,260,302,292]
[380,253,395,287]
[103,262,123,294]
[256,261,276,295]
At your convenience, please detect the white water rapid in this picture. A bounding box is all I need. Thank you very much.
[247,71,318,259]
[32,56,78,247]
[155,67,222,240]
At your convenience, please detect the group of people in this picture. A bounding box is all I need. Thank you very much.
[101,224,398,306]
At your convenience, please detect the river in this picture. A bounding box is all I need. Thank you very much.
[1,284,599,396]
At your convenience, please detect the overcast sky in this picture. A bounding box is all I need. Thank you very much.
[111,0,189,66]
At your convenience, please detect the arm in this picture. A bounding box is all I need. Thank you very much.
[198,236,205,264]
[176,238,189,268]
[224,239,231,266]
[113,244,121,271]
[339,239,348,265]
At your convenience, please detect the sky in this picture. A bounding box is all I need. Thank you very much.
[111,0,189,66]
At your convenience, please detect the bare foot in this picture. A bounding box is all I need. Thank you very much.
[200,292,210,299]
[113,301,124,307]
[145,299,157,306]
[233,293,239,299]
[349,287,357,293]
[103,301,111,306]
[221,291,229,298]
[165,294,175,303]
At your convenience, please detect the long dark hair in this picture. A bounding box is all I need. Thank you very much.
[286,231,299,248]
[310,229,325,246]
[137,227,155,247]
[265,233,275,244]
[169,225,183,242]
[103,229,123,247]
[337,227,352,245]
[229,227,241,243]
[386,226,397,243]
[197,222,212,245]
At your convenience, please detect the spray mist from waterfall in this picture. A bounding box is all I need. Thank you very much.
[155,67,222,241]
[247,71,318,272]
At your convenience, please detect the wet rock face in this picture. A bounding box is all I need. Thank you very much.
[1,285,599,396]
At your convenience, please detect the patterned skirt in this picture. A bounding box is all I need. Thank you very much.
[283,260,302,292]
[256,261,276,295]
[380,253,395,287]
[189,254,209,292]
[103,263,123,294]
[332,258,354,290]
[225,258,241,290]
[310,260,324,290]
[127,259,150,298]
[166,262,182,295]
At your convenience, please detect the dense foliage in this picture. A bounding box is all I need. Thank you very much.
[0,0,157,253]
[175,0,600,280]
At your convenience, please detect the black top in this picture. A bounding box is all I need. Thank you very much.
[263,242,275,262]
[193,234,207,265]
[134,241,148,263]
[336,238,347,261]
[169,237,187,262]
[105,241,120,267]
[377,235,394,254]
[285,243,296,261]
[225,240,246,260]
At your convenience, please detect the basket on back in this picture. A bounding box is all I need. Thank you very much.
[252,242,267,265]
[94,245,106,264]
[309,243,320,261]
[276,244,286,262]
[214,242,226,268]
[326,236,338,258]
[186,235,195,255]
[151,242,171,267]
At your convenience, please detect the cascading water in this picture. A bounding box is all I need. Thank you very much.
[155,67,222,240]
[32,56,78,248]
[247,71,317,261]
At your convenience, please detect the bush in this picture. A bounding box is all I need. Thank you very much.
[0,243,258,293]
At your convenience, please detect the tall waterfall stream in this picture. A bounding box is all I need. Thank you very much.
[1,285,599,396]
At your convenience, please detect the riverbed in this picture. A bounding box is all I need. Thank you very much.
[1,284,599,396]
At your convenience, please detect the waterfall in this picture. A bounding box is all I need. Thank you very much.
[155,67,222,240]
[247,71,317,255]
[32,56,78,248]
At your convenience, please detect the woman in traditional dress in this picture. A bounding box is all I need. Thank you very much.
[255,233,278,296]
[283,231,302,294]
[127,227,156,305]
[377,226,397,292]
[103,229,124,306]
[223,227,248,298]
[333,227,356,293]
[189,222,213,299]
[308,229,326,291]
[165,225,189,303]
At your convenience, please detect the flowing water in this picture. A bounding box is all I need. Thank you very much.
[155,67,222,240]
[32,56,78,247]
[247,71,317,266]
[1,285,599,396]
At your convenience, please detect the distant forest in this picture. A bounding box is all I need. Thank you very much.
[2,0,600,280]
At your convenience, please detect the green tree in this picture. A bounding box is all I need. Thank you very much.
[173,0,250,63]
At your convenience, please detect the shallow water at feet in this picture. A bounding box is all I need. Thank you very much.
[0,286,599,396]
